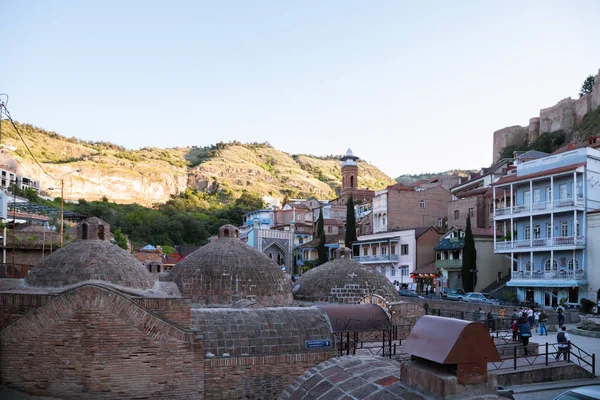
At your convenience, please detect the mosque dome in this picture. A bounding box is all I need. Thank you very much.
[25,240,155,289]
[168,225,293,306]
[292,247,400,303]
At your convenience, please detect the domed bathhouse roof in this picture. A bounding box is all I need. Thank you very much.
[292,247,400,304]
[168,225,293,306]
[25,240,155,290]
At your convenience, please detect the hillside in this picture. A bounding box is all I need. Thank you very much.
[0,121,395,205]
[395,170,472,186]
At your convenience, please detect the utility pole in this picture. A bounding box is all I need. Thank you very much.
[57,168,82,247]
[11,181,16,278]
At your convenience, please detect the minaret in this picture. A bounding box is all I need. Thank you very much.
[340,149,359,200]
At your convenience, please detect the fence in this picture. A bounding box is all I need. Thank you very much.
[489,342,596,377]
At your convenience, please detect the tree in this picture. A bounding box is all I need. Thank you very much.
[344,195,357,249]
[461,214,477,292]
[579,75,595,98]
[112,227,129,250]
[317,207,328,265]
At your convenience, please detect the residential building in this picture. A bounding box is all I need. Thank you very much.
[294,234,344,272]
[352,227,441,290]
[372,184,451,233]
[435,226,510,293]
[492,146,600,306]
[0,166,40,193]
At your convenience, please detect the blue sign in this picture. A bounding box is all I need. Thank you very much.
[305,339,332,349]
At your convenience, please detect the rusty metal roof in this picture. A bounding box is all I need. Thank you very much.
[403,316,500,364]
[318,304,392,333]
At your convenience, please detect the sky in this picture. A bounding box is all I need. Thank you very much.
[2,1,600,177]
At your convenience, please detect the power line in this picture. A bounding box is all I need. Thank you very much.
[0,104,55,180]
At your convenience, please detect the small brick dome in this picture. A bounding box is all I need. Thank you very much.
[168,226,293,306]
[25,240,155,289]
[293,248,400,303]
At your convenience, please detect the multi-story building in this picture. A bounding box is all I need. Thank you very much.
[0,166,40,192]
[372,184,451,233]
[435,226,510,293]
[492,146,600,306]
[352,227,441,290]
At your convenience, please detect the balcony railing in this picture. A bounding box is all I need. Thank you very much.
[354,254,399,262]
[436,259,462,269]
[512,269,585,280]
[495,236,585,250]
[495,197,584,217]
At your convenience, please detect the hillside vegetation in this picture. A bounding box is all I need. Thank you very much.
[0,120,395,206]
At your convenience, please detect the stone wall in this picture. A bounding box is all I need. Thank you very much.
[204,352,332,399]
[492,68,600,162]
[0,285,203,400]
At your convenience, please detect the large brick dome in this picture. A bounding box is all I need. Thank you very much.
[168,225,293,306]
[25,240,155,289]
[293,247,400,303]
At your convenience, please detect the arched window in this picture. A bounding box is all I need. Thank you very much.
[277,253,281,264]
[544,258,557,272]
[568,259,578,272]
[223,228,230,237]
[82,223,88,240]
[269,253,273,259]
[525,260,532,271]
[350,176,355,188]
[97,225,105,240]
[298,237,304,245]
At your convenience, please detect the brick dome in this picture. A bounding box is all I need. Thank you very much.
[168,225,293,306]
[293,248,400,303]
[25,240,155,289]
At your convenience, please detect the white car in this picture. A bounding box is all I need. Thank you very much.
[554,385,600,399]
[463,292,500,305]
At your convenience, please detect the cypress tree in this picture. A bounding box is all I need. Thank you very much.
[317,207,328,265]
[461,214,477,292]
[345,195,357,249]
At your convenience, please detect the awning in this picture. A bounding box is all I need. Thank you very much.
[507,279,587,287]
[412,262,439,275]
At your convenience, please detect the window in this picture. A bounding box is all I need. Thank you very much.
[574,220,580,236]
[390,267,395,276]
[559,184,567,200]
[524,261,532,271]
[391,245,396,254]
[401,244,409,255]
[568,259,578,272]
[544,258,557,272]
[327,226,333,234]
[297,214,302,221]
[419,200,425,208]
[561,221,568,237]
[400,265,409,276]
[524,225,530,240]
[533,188,540,204]
[454,210,459,220]
[545,186,552,202]
[298,237,304,245]
[468,208,474,216]
[381,266,387,275]
[533,225,540,239]
[523,190,530,206]
[437,218,443,227]
[547,223,552,238]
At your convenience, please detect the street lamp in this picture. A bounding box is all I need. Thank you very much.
[50,168,82,247]
[470,268,478,291]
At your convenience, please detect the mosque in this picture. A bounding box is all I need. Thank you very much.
[0,216,431,399]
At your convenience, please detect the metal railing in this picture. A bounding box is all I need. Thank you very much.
[512,270,585,280]
[489,342,596,377]
[495,197,584,217]
[496,236,585,250]
[353,254,399,262]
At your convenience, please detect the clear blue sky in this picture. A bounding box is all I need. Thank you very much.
[2,1,600,176]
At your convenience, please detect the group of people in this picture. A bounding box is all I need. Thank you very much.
[509,306,570,359]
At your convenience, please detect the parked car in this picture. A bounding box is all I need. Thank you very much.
[497,386,515,400]
[554,385,600,399]
[442,288,466,301]
[398,289,424,299]
[463,292,500,305]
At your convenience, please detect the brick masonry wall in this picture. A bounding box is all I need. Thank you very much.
[1,285,203,400]
[448,195,487,229]
[0,293,51,329]
[416,229,441,270]
[387,186,451,231]
[134,297,192,329]
[204,352,333,400]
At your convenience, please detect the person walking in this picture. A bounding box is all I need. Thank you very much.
[555,326,571,361]
[539,310,548,336]
[517,316,532,355]
[499,307,505,318]
[487,309,496,333]
[557,304,565,328]
[534,310,540,333]
[527,307,534,327]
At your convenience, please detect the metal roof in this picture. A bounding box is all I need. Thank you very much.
[7,202,89,221]
[318,304,392,333]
